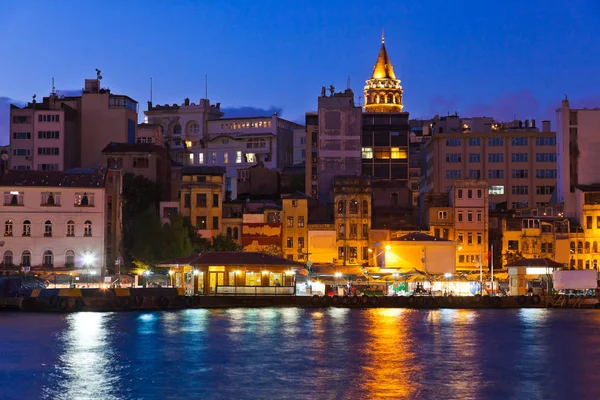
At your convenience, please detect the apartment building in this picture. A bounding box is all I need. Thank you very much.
[178,166,226,239]
[556,98,600,217]
[292,128,306,165]
[423,118,557,211]
[0,169,119,275]
[281,192,310,262]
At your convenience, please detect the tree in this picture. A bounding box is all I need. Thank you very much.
[191,233,241,253]
[131,207,163,268]
[161,214,193,259]
[503,250,525,265]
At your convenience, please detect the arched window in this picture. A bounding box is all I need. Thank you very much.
[349,200,358,214]
[594,241,598,253]
[22,220,31,237]
[67,220,75,237]
[585,241,591,253]
[190,123,200,134]
[233,227,239,240]
[84,220,92,237]
[44,221,52,237]
[570,241,576,253]
[337,200,345,214]
[387,94,393,103]
[226,227,232,239]
[21,250,31,267]
[3,250,13,265]
[362,200,369,216]
[65,250,75,267]
[43,250,53,266]
[578,241,583,253]
[4,220,13,237]
[173,124,182,135]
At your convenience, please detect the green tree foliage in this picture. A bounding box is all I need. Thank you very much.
[503,250,525,265]
[162,214,193,259]
[131,207,163,267]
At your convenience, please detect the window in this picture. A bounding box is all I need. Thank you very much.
[362,247,369,261]
[43,250,54,266]
[477,189,482,198]
[22,220,31,237]
[457,234,463,243]
[74,192,94,207]
[536,153,557,162]
[488,170,504,179]
[511,153,528,162]
[38,164,59,171]
[245,153,256,163]
[13,132,31,139]
[213,194,219,208]
[84,220,92,237]
[438,211,448,220]
[41,192,61,206]
[535,170,556,179]
[489,185,504,195]
[477,212,482,222]
[291,200,298,208]
[458,212,463,222]
[446,138,462,146]
[133,157,149,168]
[65,250,75,266]
[362,147,373,159]
[477,233,483,245]
[298,237,305,248]
[362,224,368,238]
[196,216,206,230]
[468,190,473,199]
[446,154,462,163]
[468,211,473,222]
[512,186,528,195]
[44,220,52,237]
[536,137,556,146]
[349,224,358,239]
[213,216,219,229]
[172,124,182,135]
[468,154,481,163]
[247,138,267,149]
[37,147,60,156]
[196,194,207,207]
[4,191,23,206]
[190,123,200,134]
[434,228,440,238]
[362,200,368,215]
[287,216,294,228]
[488,153,504,163]
[488,137,504,146]
[287,237,294,248]
[467,233,473,245]
[233,227,239,240]
[469,170,481,179]
[446,170,462,179]
[4,220,12,237]
[223,152,229,164]
[184,194,191,208]
[511,137,528,146]
[468,138,481,146]
[349,200,358,214]
[458,189,463,198]
[536,186,554,195]
[298,216,305,227]
[37,114,60,122]
[12,148,31,157]
[337,200,345,214]
[211,152,217,164]
[21,250,31,267]
[512,169,528,179]
[338,223,345,239]
[3,250,13,266]
[338,246,345,259]
[390,148,407,159]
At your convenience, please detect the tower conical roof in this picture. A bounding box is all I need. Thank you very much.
[371,32,397,80]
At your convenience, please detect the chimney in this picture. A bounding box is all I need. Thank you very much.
[525,119,529,128]
[542,120,551,132]
[147,101,152,111]
[184,98,190,106]
[531,119,536,129]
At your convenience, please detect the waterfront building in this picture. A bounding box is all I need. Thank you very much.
[222,201,243,245]
[307,222,337,266]
[334,176,372,268]
[102,142,172,200]
[178,166,225,239]
[241,201,282,255]
[421,117,556,212]
[9,74,139,170]
[0,169,119,276]
[556,98,600,217]
[157,252,303,295]
[281,192,310,262]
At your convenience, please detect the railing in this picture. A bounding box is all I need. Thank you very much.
[215,285,295,296]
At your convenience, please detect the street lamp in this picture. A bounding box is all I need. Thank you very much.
[144,270,150,288]
[168,270,174,287]
[334,271,342,294]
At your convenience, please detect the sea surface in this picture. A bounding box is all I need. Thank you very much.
[1,308,599,400]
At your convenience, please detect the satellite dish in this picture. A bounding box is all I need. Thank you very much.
[1,154,8,161]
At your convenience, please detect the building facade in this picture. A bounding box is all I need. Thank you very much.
[292,128,306,165]
[0,170,115,276]
[281,193,310,262]
[423,119,557,211]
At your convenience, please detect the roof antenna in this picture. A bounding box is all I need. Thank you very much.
[205,74,208,99]
[347,75,350,90]
[150,77,153,103]
[51,77,56,96]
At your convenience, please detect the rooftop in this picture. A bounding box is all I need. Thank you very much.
[157,251,305,267]
[0,169,107,188]
[181,166,226,176]
[392,232,450,242]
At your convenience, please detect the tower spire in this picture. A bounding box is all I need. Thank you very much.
[363,33,404,113]
[382,28,385,43]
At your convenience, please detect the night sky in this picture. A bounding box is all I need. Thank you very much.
[1,0,599,144]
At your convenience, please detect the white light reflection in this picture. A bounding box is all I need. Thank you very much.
[57,313,119,400]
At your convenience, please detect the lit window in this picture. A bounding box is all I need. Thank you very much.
[189,153,194,164]
[362,147,373,159]
[391,148,407,159]
[246,153,255,163]
[211,152,217,164]
[198,153,204,164]
[489,185,504,195]
[236,151,242,163]
[223,152,229,164]
[185,140,192,148]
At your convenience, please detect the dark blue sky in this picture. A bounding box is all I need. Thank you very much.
[1,0,599,143]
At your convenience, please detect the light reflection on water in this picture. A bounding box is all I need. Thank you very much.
[1,308,600,400]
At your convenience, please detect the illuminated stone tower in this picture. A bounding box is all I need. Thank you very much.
[363,31,403,112]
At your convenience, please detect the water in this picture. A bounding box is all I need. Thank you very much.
[1,308,599,400]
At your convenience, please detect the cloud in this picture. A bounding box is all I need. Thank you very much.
[462,90,540,122]
[0,97,25,145]
[221,106,283,118]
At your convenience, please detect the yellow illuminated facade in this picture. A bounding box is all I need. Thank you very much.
[364,31,404,113]
[179,167,225,239]
[281,193,309,262]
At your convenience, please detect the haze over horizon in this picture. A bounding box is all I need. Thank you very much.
[1,0,600,144]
